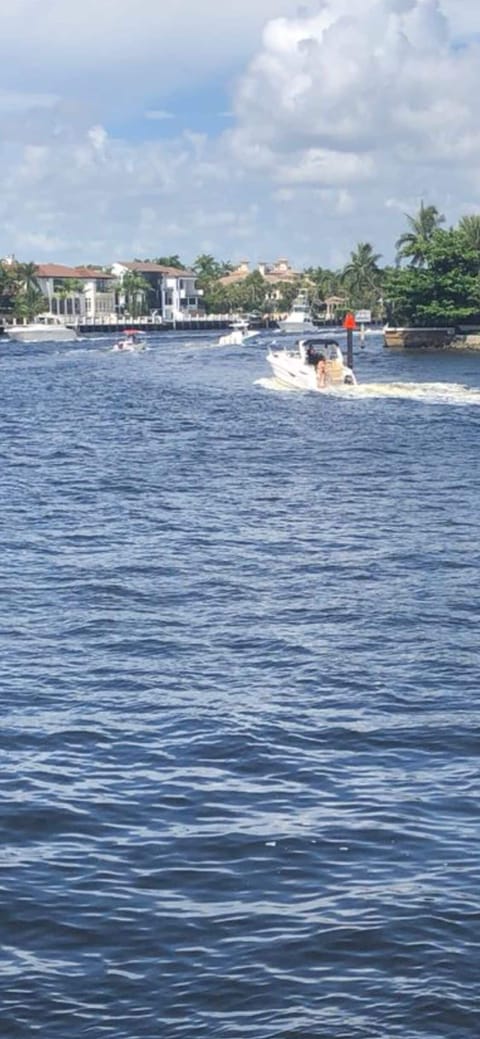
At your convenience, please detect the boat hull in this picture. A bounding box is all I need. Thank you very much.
[267,348,356,391]
[5,325,78,343]
[277,320,319,334]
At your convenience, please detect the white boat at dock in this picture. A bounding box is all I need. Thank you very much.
[4,315,79,343]
[267,336,356,391]
[277,292,319,334]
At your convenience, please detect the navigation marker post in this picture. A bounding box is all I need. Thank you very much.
[355,308,371,346]
[343,312,356,369]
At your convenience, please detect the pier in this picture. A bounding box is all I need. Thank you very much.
[0,315,278,336]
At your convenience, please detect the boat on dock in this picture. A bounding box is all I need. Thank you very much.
[4,315,79,343]
[277,292,319,334]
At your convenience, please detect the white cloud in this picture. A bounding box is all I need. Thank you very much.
[0,0,296,99]
[0,90,58,112]
[2,1,480,268]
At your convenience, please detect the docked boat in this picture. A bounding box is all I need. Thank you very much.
[216,321,258,346]
[277,292,319,334]
[267,336,356,391]
[112,330,147,352]
[4,315,79,343]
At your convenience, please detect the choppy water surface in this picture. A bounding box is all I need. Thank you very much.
[1,332,479,1038]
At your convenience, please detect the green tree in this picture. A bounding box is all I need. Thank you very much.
[202,281,230,313]
[274,281,302,313]
[458,214,480,251]
[53,278,85,317]
[342,242,382,310]
[14,286,45,322]
[303,266,344,312]
[16,261,40,294]
[122,271,150,317]
[458,214,480,275]
[395,201,445,267]
[0,264,17,311]
[193,254,233,287]
[153,255,185,269]
[384,228,480,326]
[238,270,267,312]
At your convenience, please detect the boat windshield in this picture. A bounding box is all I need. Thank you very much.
[302,339,342,365]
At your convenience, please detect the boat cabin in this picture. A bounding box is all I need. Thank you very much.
[299,338,343,366]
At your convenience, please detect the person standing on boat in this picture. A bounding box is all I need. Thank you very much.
[316,356,327,388]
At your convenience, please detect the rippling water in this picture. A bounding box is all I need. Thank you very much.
[1,332,479,1038]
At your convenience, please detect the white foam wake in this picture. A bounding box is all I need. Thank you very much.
[255,377,480,406]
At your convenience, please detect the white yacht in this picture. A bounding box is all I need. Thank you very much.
[267,336,356,391]
[216,321,258,346]
[277,292,318,334]
[4,315,79,343]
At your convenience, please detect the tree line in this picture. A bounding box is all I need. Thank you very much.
[4,205,480,325]
[175,207,480,327]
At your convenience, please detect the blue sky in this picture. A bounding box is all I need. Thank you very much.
[2,0,480,269]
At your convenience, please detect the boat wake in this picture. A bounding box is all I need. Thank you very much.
[255,376,297,392]
[256,377,480,406]
[354,380,480,406]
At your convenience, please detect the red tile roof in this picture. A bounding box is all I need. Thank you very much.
[119,261,194,277]
[35,264,114,279]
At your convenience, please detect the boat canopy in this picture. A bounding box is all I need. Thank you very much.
[299,338,343,365]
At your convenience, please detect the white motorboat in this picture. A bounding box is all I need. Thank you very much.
[267,336,357,391]
[112,330,147,352]
[4,314,79,343]
[277,292,319,334]
[216,321,258,346]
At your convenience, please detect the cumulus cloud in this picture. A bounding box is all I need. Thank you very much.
[220,0,480,261]
[0,0,295,101]
[2,1,480,267]
[230,0,480,175]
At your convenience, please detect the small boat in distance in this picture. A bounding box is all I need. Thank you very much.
[4,315,79,343]
[277,291,319,334]
[112,330,147,352]
[216,320,258,346]
[267,336,356,391]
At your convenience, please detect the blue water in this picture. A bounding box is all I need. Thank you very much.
[1,332,479,1039]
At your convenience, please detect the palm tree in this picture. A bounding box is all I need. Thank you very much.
[458,214,480,253]
[17,261,40,293]
[153,255,185,269]
[342,242,382,309]
[14,286,45,322]
[395,201,445,267]
[53,278,84,318]
[0,263,16,310]
[122,271,149,318]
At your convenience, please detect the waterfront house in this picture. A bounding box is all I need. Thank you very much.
[35,264,116,321]
[218,257,300,304]
[112,262,203,321]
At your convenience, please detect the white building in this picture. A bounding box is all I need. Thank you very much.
[111,261,203,321]
[35,264,116,321]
